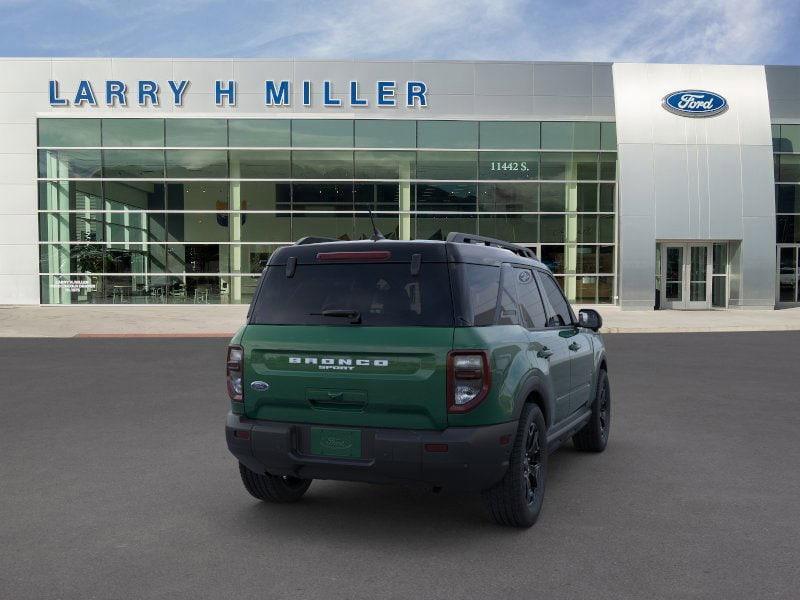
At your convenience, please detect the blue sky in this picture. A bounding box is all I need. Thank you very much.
[1,0,798,65]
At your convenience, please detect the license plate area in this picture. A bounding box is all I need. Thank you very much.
[309,427,362,459]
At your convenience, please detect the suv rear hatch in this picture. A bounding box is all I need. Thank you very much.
[242,244,454,430]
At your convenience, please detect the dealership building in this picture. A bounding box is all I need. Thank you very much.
[0,58,798,310]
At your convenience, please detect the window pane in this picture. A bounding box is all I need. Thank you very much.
[538,271,573,325]
[39,119,100,147]
[479,152,539,179]
[497,266,520,326]
[166,119,227,147]
[292,182,353,211]
[417,121,478,149]
[229,150,290,178]
[479,122,540,149]
[776,185,800,213]
[105,181,166,211]
[600,123,617,151]
[515,268,547,328]
[713,243,727,274]
[577,183,598,212]
[167,243,222,272]
[598,215,614,243]
[600,153,616,180]
[540,245,565,273]
[576,276,597,303]
[415,213,476,239]
[415,183,477,212]
[166,150,228,178]
[777,215,800,243]
[167,212,230,243]
[597,275,613,303]
[354,151,416,179]
[599,183,615,212]
[598,245,614,273]
[39,212,105,243]
[240,212,292,243]
[541,122,573,150]
[574,122,601,150]
[479,182,538,212]
[479,213,538,243]
[575,152,599,180]
[355,120,415,148]
[458,264,500,326]
[229,119,290,147]
[577,245,597,273]
[778,155,800,182]
[416,151,477,180]
[354,183,401,210]
[292,150,353,178]
[167,182,229,211]
[577,215,597,243]
[540,216,566,243]
[39,180,104,210]
[539,183,566,211]
[103,149,164,178]
[239,181,291,211]
[102,119,164,147]
[291,120,353,147]
[38,149,102,178]
[780,125,800,153]
[540,152,571,180]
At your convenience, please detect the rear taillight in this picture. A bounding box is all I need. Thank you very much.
[447,351,491,413]
[227,345,244,401]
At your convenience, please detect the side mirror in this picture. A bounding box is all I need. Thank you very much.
[578,308,603,332]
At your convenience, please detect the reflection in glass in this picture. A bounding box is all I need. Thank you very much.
[229,150,290,179]
[229,120,290,147]
[417,121,478,149]
[354,120,415,148]
[166,150,228,178]
[165,119,227,147]
[479,183,538,212]
[292,120,353,147]
[39,119,100,147]
[103,119,164,147]
[480,122,540,149]
[103,149,164,178]
[416,151,477,180]
[292,150,353,179]
[38,149,102,178]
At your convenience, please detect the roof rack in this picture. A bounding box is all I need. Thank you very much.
[446,232,538,260]
[294,236,338,245]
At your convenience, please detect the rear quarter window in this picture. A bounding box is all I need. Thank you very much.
[249,262,454,327]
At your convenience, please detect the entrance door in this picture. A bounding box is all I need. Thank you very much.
[660,243,712,309]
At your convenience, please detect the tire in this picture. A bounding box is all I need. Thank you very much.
[238,463,311,503]
[573,369,611,452]
[482,403,548,528]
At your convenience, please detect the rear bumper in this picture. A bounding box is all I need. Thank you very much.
[225,412,517,492]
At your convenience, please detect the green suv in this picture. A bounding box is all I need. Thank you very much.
[225,233,610,527]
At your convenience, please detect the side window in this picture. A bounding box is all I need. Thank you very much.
[459,264,500,326]
[496,264,520,325]
[537,271,573,327]
[515,268,548,329]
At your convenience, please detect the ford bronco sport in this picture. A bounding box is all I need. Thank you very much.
[225,233,610,527]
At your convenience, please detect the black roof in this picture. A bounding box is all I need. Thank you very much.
[268,233,547,270]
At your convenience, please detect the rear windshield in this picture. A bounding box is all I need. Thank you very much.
[249,263,454,327]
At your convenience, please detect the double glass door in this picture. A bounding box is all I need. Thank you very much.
[661,243,712,309]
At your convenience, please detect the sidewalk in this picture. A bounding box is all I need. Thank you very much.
[1,304,800,337]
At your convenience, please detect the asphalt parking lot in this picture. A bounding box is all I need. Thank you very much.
[1,332,799,599]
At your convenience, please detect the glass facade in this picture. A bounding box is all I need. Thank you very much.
[774,124,800,304]
[37,118,617,304]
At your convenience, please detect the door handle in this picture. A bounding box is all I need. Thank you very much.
[568,342,581,352]
[537,346,554,359]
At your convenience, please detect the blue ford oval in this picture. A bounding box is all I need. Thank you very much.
[662,90,728,117]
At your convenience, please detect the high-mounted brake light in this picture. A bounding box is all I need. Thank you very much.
[316,251,391,261]
[447,350,491,413]
[227,345,244,401]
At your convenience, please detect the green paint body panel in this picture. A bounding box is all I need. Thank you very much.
[242,325,454,430]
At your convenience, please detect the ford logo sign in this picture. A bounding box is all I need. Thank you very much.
[662,90,728,117]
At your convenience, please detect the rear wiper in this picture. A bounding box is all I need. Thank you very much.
[310,309,362,324]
